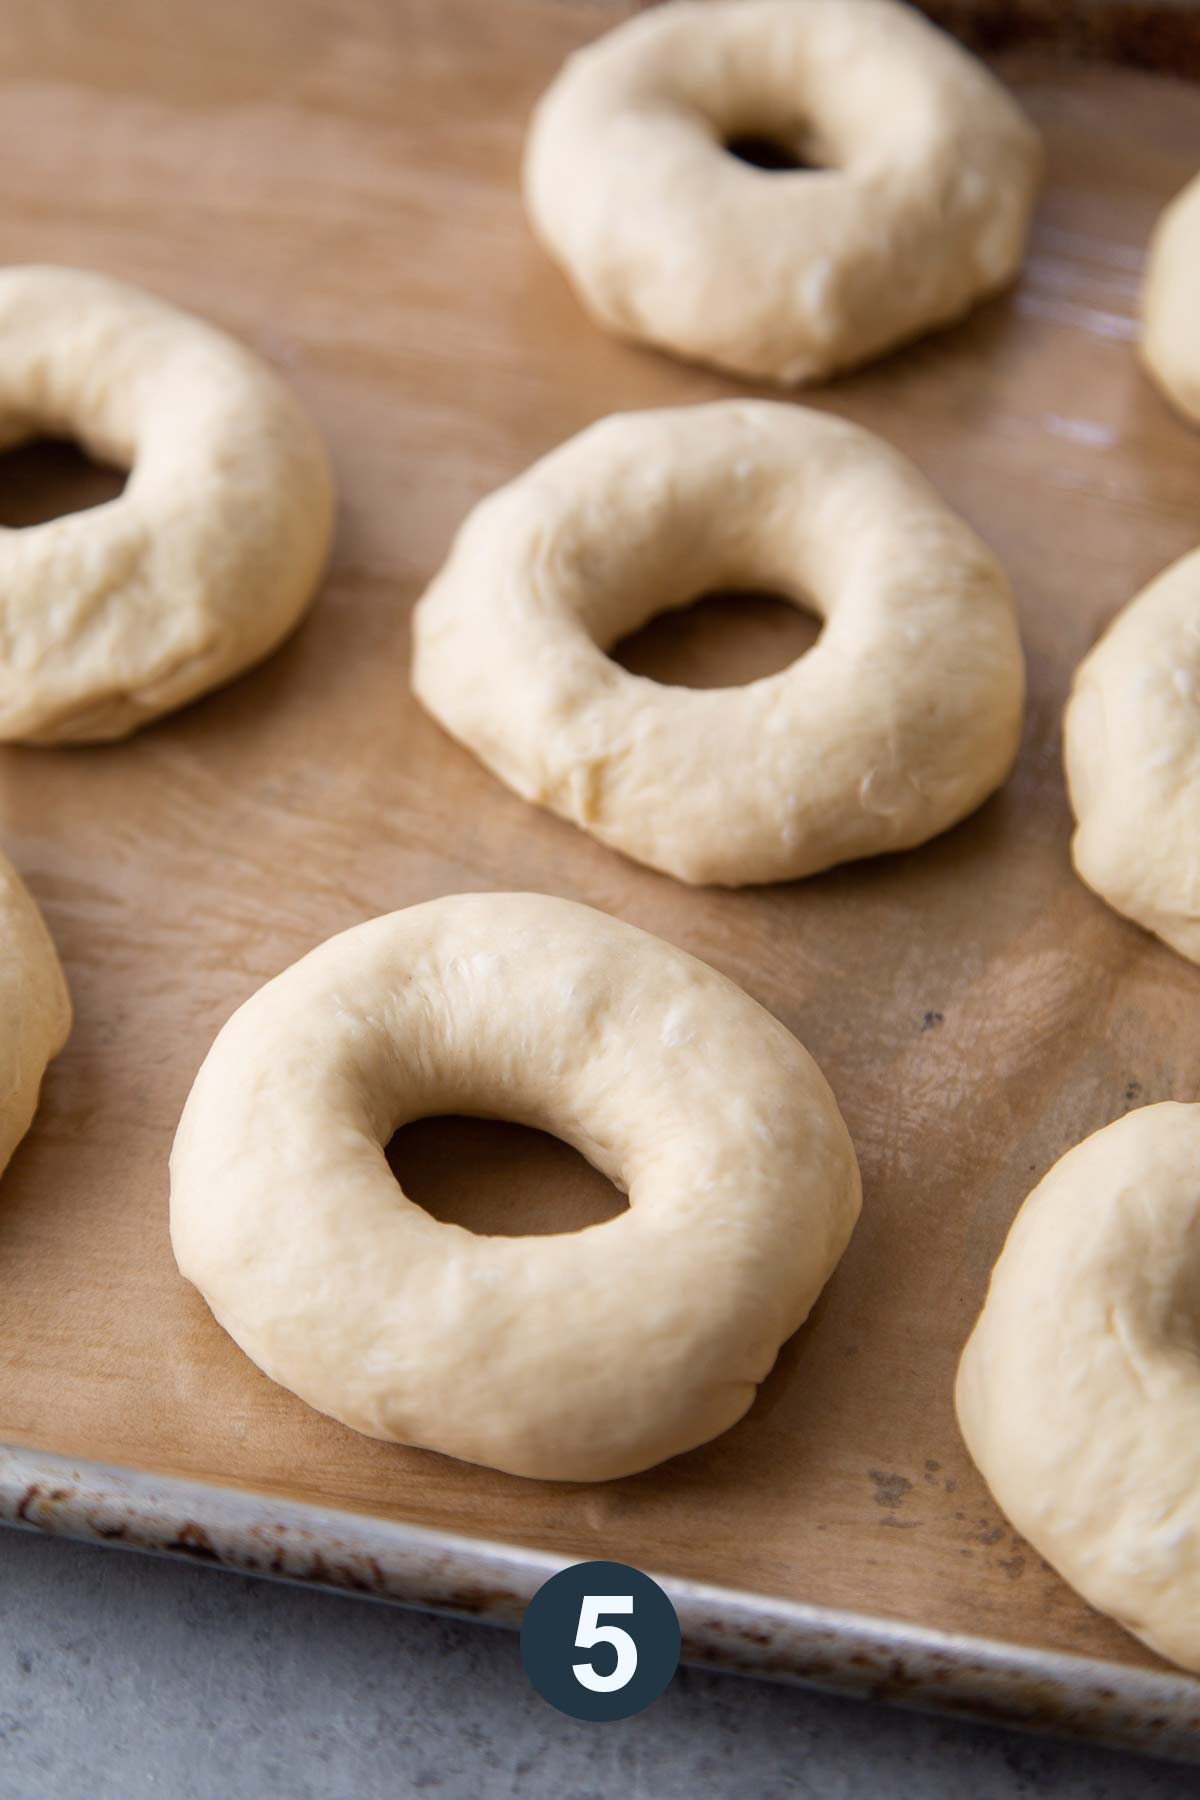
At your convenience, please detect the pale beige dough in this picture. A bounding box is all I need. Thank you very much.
[0,850,71,1180]
[411,401,1026,886]
[523,0,1042,385]
[957,1104,1200,1675]
[0,266,335,744]
[1064,548,1200,964]
[1142,173,1200,425]
[169,892,862,1482]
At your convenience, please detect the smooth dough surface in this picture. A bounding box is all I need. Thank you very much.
[957,1105,1200,1675]
[412,401,1025,886]
[0,266,335,744]
[1064,547,1200,964]
[0,850,71,1180]
[523,0,1042,384]
[170,892,862,1482]
[1142,172,1200,425]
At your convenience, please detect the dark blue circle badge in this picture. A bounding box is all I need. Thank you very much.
[520,1560,681,1721]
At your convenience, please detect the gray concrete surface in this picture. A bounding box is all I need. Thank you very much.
[0,1527,1190,1799]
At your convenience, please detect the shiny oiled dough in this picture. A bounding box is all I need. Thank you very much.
[411,402,1026,886]
[1142,173,1200,425]
[0,851,71,1181]
[0,267,335,744]
[1064,548,1200,964]
[523,0,1042,384]
[169,893,862,1483]
[957,1106,1200,1675]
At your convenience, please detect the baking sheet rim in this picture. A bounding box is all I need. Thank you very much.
[3,1439,1197,1760]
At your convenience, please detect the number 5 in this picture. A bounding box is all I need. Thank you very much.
[572,1594,637,1692]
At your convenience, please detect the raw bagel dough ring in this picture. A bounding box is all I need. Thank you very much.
[169,892,862,1482]
[1142,173,1200,425]
[411,401,1025,887]
[1064,547,1200,964]
[523,0,1042,385]
[0,266,335,744]
[0,850,71,1180]
[957,1104,1200,1675]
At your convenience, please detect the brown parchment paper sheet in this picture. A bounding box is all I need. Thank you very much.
[1,0,1199,1681]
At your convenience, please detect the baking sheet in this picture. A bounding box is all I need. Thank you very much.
[1,0,1199,1755]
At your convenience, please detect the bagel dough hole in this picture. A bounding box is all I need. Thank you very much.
[0,437,127,528]
[612,588,822,689]
[386,1115,629,1238]
[723,132,822,173]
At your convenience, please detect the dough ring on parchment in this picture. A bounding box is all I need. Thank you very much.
[1064,548,1200,965]
[169,892,862,1482]
[411,401,1026,887]
[0,266,335,745]
[0,849,70,1181]
[1142,173,1200,425]
[523,0,1042,385]
[957,1104,1200,1676]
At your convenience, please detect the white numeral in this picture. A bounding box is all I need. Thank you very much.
[572,1594,637,1692]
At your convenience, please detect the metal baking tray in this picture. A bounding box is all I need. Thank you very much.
[2,0,1198,1759]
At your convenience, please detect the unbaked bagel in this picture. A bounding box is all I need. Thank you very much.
[1064,547,1200,965]
[957,1104,1200,1676]
[411,401,1025,886]
[0,849,70,1180]
[0,266,335,744]
[523,0,1042,384]
[1142,172,1200,425]
[169,892,862,1482]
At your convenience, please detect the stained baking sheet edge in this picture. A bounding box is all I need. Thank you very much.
[4,1442,1197,1760]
